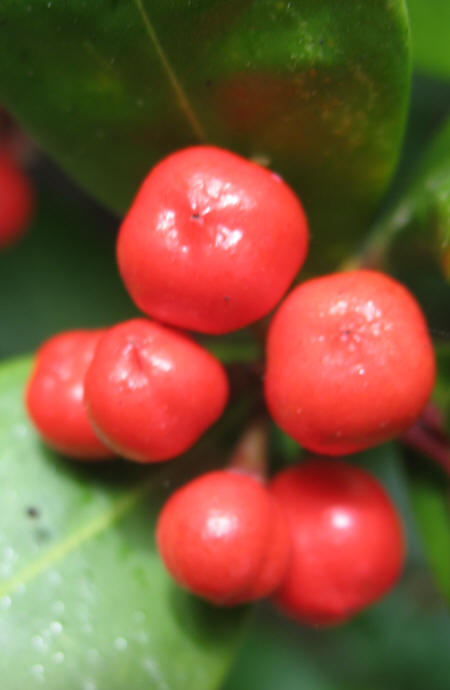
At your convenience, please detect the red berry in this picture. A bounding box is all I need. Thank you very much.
[270,459,405,626]
[117,146,308,334]
[265,270,435,455]
[26,330,113,459]
[84,319,229,462]
[156,470,291,605]
[0,152,33,249]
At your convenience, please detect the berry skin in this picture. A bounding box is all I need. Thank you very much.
[117,145,308,334]
[270,459,405,626]
[84,319,229,462]
[265,270,436,455]
[0,152,33,249]
[26,330,113,459]
[156,470,291,605]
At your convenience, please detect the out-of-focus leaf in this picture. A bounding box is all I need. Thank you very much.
[406,451,450,605]
[407,0,450,79]
[200,331,262,365]
[379,75,450,212]
[433,344,450,433]
[0,1,411,269]
[0,357,246,690]
[362,117,450,279]
[0,180,136,360]
[223,443,450,690]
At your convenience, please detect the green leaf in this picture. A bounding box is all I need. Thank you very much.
[0,357,246,689]
[0,1,410,269]
[406,453,450,605]
[407,0,450,79]
[433,343,450,433]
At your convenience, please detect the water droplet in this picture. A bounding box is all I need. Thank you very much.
[52,652,64,664]
[84,680,96,690]
[114,637,127,651]
[0,596,11,610]
[13,423,27,438]
[50,621,63,635]
[31,635,48,653]
[31,664,45,682]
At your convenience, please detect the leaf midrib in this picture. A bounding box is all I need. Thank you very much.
[0,477,153,599]
[134,0,207,141]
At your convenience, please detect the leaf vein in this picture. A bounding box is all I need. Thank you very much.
[133,0,207,142]
[0,478,153,599]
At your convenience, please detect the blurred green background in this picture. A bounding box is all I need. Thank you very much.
[0,1,449,689]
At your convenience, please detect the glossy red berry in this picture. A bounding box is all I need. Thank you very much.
[270,459,405,626]
[117,145,308,334]
[265,270,436,455]
[26,330,113,459]
[0,151,33,249]
[84,318,229,462]
[156,470,291,605]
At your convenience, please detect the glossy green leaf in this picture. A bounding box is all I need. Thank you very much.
[0,357,246,690]
[0,1,410,269]
[407,0,450,79]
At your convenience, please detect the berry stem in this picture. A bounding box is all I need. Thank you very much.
[228,418,269,481]
[338,200,416,274]
[402,403,450,477]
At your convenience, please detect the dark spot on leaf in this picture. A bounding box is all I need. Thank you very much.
[205,80,213,88]
[343,329,351,336]
[319,38,324,45]
[26,506,40,519]
[191,213,200,220]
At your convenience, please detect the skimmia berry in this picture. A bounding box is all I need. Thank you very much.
[265,270,435,455]
[117,145,308,334]
[270,459,405,626]
[26,330,113,459]
[84,319,229,462]
[156,470,291,605]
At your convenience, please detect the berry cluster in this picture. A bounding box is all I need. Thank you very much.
[26,145,435,626]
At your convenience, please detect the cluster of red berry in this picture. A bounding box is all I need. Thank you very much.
[25,145,435,626]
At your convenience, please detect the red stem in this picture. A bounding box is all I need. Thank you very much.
[402,405,450,477]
